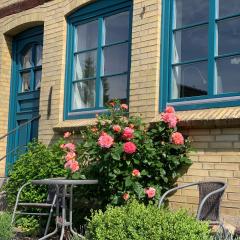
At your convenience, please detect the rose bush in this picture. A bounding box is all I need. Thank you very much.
[61,100,192,207]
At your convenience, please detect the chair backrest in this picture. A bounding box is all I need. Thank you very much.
[197,181,226,221]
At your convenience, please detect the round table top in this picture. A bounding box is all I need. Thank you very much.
[31,178,98,185]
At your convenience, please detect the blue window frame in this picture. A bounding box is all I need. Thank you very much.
[160,0,240,111]
[64,0,132,119]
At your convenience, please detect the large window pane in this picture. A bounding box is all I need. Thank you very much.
[174,25,208,63]
[174,0,209,28]
[22,47,33,69]
[172,61,208,99]
[76,21,98,51]
[104,11,129,45]
[21,72,31,92]
[216,56,240,94]
[101,75,127,106]
[74,50,97,80]
[72,80,95,109]
[219,0,240,18]
[218,17,240,55]
[103,43,128,75]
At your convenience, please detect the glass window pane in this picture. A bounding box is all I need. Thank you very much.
[218,18,240,55]
[104,11,129,45]
[22,47,33,69]
[76,21,98,51]
[72,80,95,109]
[219,0,240,18]
[174,25,208,63]
[174,0,209,28]
[100,75,128,106]
[216,56,240,94]
[21,72,31,92]
[35,44,42,66]
[103,43,129,75]
[74,50,97,80]
[35,70,42,90]
[172,61,208,99]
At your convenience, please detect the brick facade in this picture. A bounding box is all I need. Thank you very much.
[0,0,239,224]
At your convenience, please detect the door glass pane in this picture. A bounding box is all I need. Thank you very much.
[101,74,128,106]
[104,11,129,45]
[218,17,240,55]
[35,44,42,66]
[76,21,98,51]
[103,43,129,75]
[216,56,240,94]
[35,70,42,90]
[21,72,31,92]
[74,50,97,80]
[22,47,33,69]
[72,80,95,109]
[172,61,208,99]
[174,0,209,28]
[219,0,240,18]
[174,25,208,63]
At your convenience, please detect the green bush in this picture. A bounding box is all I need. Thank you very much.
[5,140,67,207]
[86,200,212,240]
[0,212,14,240]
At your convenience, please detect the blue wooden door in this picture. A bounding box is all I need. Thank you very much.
[6,26,43,172]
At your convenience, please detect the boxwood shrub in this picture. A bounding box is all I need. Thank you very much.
[86,200,212,240]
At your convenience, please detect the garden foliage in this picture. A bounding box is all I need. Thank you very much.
[0,212,14,240]
[86,199,212,240]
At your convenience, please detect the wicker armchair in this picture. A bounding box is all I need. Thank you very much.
[158,181,227,226]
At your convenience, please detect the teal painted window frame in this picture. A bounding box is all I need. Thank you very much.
[64,0,133,120]
[160,0,240,112]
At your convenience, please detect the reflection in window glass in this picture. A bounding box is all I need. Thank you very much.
[35,70,42,90]
[219,0,240,18]
[101,75,127,106]
[35,45,42,66]
[218,17,240,55]
[21,72,31,92]
[72,80,95,109]
[104,11,129,45]
[103,43,128,75]
[174,0,208,28]
[74,50,97,80]
[216,56,240,94]
[76,21,98,51]
[172,61,208,99]
[174,25,208,63]
[22,47,33,69]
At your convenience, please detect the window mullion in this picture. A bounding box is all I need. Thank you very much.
[96,17,104,108]
[208,0,217,96]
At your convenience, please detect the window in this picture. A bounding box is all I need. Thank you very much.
[64,0,132,119]
[160,0,240,111]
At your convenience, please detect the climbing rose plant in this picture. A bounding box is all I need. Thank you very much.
[61,100,192,206]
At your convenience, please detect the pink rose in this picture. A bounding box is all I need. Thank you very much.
[165,106,175,114]
[132,169,140,177]
[63,143,76,152]
[64,160,79,173]
[109,102,115,107]
[171,132,184,145]
[145,187,156,199]
[122,127,134,140]
[112,125,121,133]
[64,132,71,138]
[60,144,65,149]
[122,192,129,201]
[121,104,128,110]
[162,112,177,128]
[98,134,114,148]
[65,151,76,161]
[123,142,137,154]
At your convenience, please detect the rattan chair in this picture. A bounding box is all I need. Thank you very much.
[158,181,227,230]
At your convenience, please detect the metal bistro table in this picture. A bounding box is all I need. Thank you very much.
[32,178,98,240]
